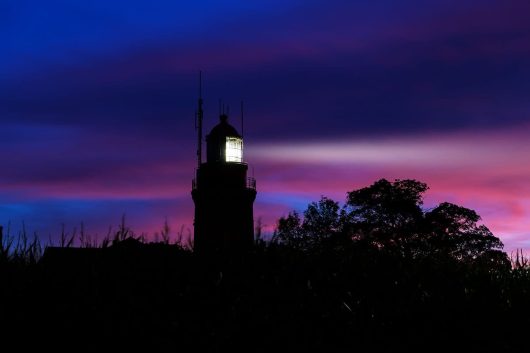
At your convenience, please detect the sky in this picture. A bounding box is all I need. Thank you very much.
[2,0,530,252]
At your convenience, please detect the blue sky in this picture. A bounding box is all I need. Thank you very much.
[2,0,530,250]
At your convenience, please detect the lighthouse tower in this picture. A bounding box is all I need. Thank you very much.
[191,84,256,254]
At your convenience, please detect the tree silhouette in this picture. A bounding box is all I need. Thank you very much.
[423,202,506,263]
[274,179,506,263]
[344,179,427,250]
[273,197,341,251]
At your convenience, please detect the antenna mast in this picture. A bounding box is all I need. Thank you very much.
[240,101,244,138]
[197,71,203,168]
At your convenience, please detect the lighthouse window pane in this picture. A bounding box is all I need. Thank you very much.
[226,137,243,162]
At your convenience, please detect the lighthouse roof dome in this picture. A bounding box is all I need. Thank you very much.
[207,114,241,139]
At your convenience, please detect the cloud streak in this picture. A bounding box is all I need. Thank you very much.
[249,126,530,251]
[2,0,530,251]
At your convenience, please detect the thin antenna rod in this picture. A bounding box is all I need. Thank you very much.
[196,71,203,168]
[240,101,244,138]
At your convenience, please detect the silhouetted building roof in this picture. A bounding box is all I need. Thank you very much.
[40,241,188,272]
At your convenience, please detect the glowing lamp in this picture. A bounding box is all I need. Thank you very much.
[226,136,243,163]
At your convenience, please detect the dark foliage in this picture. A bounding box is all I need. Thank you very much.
[1,179,529,352]
[275,179,506,264]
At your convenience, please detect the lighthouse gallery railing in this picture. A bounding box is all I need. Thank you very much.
[192,177,256,190]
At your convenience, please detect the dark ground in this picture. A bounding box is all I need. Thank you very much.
[2,240,530,352]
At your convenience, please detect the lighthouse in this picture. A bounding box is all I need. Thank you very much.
[191,80,257,254]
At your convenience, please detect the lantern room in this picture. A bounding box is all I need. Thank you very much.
[206,114,244,164]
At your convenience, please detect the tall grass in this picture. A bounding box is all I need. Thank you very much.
[0,222,42,265]
[0,216,193,264]
[511,248,530,270]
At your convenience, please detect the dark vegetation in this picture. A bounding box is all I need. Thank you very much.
[2,179,530,352]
